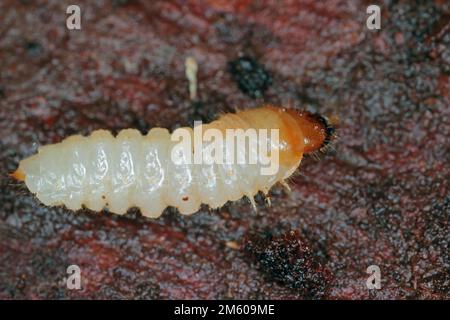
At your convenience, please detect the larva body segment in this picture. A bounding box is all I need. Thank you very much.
[14,106,333,218]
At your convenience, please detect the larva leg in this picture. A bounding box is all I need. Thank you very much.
[280,180,291,192]
[247,194,258,212]
[265,196,272,207]
[260,187,272,207]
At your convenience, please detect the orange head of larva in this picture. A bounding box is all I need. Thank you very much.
[285,109,336,154]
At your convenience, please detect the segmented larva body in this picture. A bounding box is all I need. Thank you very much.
[13,106,333,218]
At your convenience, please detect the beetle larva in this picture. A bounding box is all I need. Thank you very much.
[12,105,335,218]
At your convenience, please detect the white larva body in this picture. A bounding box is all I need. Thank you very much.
[18,112,301,217]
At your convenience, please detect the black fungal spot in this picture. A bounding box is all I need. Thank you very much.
[25,41,43,57]
[228,56,272,98]
[244,230,332,298]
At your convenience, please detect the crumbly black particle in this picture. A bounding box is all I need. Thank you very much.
[228,56,272,98]
[244,230,332,298]
[25,41,43,57]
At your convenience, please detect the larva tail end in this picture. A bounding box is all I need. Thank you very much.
[10,168,25,182]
